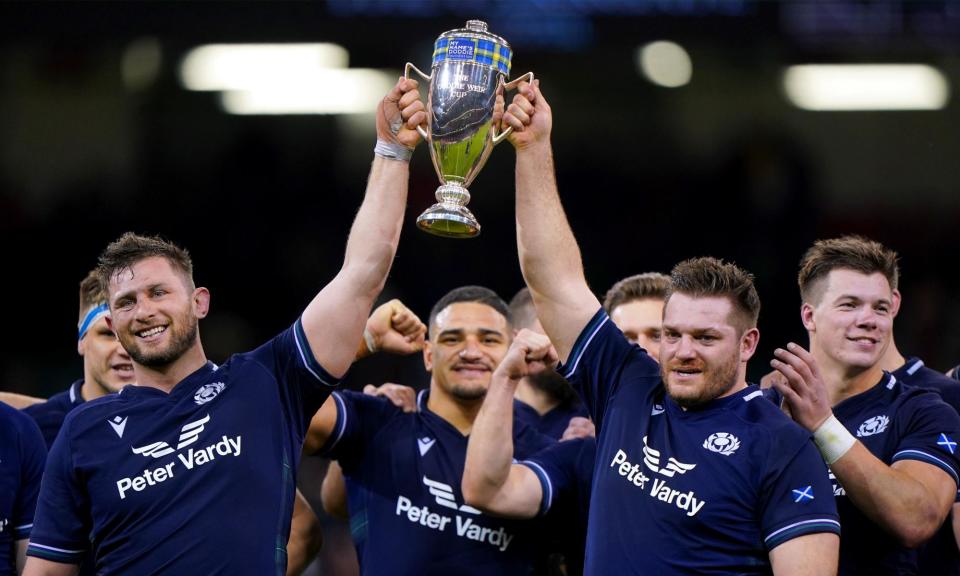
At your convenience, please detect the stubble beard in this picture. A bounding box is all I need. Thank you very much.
[663,353,740,409]
[123,314,199,369]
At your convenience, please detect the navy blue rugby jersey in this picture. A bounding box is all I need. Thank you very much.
[0,401,46,576]
[523,435,596,576]
[522,436,595,522]
[894,358,960,576]
[833,371,960,575]
[24,380,105,576]
[515,400,589,441]
[321,388,554,576]
[895,357,960,419]
[27,319,336,575]
[558,310,840,575]
[23,379,85,448]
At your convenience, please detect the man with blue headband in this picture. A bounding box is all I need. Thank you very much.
[15,270,331,576]
[21,271,136,447]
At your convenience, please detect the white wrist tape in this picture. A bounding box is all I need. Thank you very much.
[363,328,378,354]
[374,139,413,162]
[813,414,856,465]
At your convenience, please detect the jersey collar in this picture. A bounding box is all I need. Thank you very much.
[894,357,925,379]
[832,372,897,416]
[664,383,765,417]
[120,361,218,400]
[69,378,85,406]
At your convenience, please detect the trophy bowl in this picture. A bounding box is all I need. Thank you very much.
[406,20,533,238]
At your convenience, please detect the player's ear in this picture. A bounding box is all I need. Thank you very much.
[423,340,434,372]
[800,302,816,332]
[739,327,760,362]
[192,287,211,319]
[890,289,901,318]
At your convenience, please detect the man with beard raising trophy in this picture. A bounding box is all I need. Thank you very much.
[496,80,841,574]
[24,76,424,576]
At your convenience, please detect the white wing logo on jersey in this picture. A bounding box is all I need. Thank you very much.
[131,414,211,459]
[856,415,889,437]
[422,475,481,515]
[703,432,741,456]
[642,436,697,477]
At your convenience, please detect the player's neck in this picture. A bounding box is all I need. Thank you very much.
[879,341,906,373]
[133,341,208,394]
[427,382,483,436]
[514,379,560,416]
[80,376,110,402]
[814,348,885,406]
[718,379,749,400]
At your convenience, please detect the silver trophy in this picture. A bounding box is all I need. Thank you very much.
[405,20,533,238]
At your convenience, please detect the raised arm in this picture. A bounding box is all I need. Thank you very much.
[773,344,956,547]
[462,329,555,518]
[352,299,426,362]
[299,78,425,378]
[505,82,601,363]
[303,300,425,455]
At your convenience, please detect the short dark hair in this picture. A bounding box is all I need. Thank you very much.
[78,269,107,322]
[429,286,511,335]
[603,272,671,314]
[97,232,194,297]
[508,288,537,331]
[798,235,899,304]
[666,257,760,333]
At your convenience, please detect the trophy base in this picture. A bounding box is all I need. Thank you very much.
[416,184,480,238]
[416,204,480,238]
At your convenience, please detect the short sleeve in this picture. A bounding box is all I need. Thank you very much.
[520,437,596,517]
[26,420,91,564]
[512,417,555,459]
[759,432,841,550]
[890,392,960,488]
[13,414,46,541]
[248,319,344,438]
[555,309,659,427]
[317,390,398,474]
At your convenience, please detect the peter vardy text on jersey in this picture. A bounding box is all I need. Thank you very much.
[611,448,705,517]
[116,435,242,499]
[395,496,515,552]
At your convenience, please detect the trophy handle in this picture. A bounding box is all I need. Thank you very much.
[404,63,432,140]
[492,71,535,145]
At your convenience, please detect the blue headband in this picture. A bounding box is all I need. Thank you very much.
[78,303,110,341]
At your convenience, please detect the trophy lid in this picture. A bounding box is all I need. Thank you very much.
[432,20,513,76]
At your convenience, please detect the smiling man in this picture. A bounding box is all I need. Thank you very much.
[770,236,960,575]
[502,80,840,575]
[23,77,424,576]
[22,271,135,448]
[304,286,554,576]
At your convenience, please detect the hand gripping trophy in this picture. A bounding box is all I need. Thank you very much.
[405,20,533,238]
